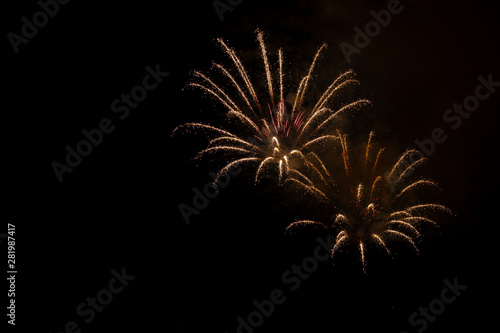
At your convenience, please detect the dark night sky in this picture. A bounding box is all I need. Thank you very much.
[4,0,499,332]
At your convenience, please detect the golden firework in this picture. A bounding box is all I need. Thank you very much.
[173,30,370,184]
[285,132,452,273]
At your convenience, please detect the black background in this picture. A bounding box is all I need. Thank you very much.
[4,0,499,332]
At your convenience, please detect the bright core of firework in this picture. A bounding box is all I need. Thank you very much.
[172,30,370,184]
[285,132,452,273]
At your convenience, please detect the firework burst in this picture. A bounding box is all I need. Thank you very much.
[285,132,452,273]
[172,30,371,184]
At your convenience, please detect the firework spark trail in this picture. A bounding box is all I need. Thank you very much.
[387,220,421,235]
[403,216,439,226]
[304,151,332,188]
[385,230,419,253]
[172,123,236,138]
[213,62,255,116]
[191,71,242,114]
[285,220,327,234]
[369,176,383,201]
[370,148,385,180]
[312,69,357,114]
[288,168,315,187]
[395,157,428,185]
[298,135,338,151]
[227,110,261,133]
[257,30,275,109]
[299,75,367,137]
[278,48,284,103]
[371,234,391,255]
[209,136,260,151]
[397,179,441,198]
[285,131,451,273]
[300,80,360,134]
[213,157,261,185]
[364,131,375,170]
[286,178,328,200]
[255,156,275,183]
[292,43,327,117]
[311,99,372,138]
[338,131,351,175]
[359,241,367,273]
[217,38,263,116]
[174,31,369,185]
[387,149,423,183]
[405,204,452,215]
[196,146,253,159]
[188,82,237,115]
[332,231,349,257]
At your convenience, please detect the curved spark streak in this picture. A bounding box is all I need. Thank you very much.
[288,169,314,186]
[209,136,260,151]
[371,234,391,255]
[397,179,441,197]
[367,203,375,213]
[357,183,364,203]
[307,152,331,179]
[213,62,254,114]
[387,149,422,182]
[369,176,383,200]
[217,38,263,114]
[332,232,349,256]
[387,220,421,236]
[289,150,308,164]
[312,70,357,114]
[334,214,348,226]
[359,241,367,272]
[213,157,261,184]
[364,131,375,170]
[255,157,275,183]
[283,156,289,172]
[299,135,338,151]
[285,220,327,234]
[257,30,275,108]
[188,83,237,115]
[172,123,236,138]
[384,230,419,253]
[405,204,452,215]
[370,148,385,180]
[192,71,242,113]
[403,216,438,226]
[388,211,411,219]
[338,132,350,175]
[395,158,428,185]
[226,110,262,133]
[278,48,284,103]
[297,107,332,140]
[292,43,328,116]
[305,162,330,188]
[272,136,280,148]
[196,146,253,159]
[312,79,361,118]
[286,178,328,200]
[278,159,284,182]
[312,99,372,137]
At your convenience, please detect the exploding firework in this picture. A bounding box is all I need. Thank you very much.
[172,30,370,184]
[285,132,452,273]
